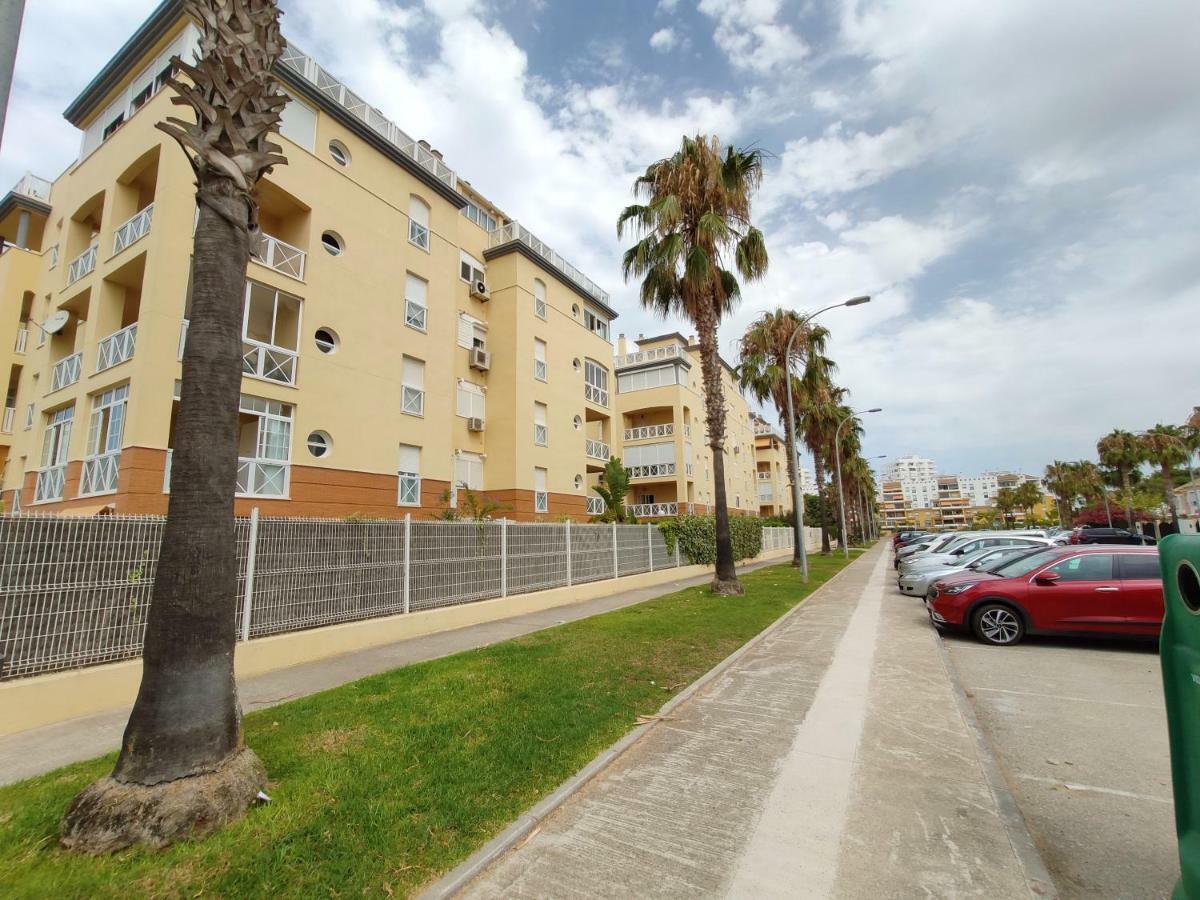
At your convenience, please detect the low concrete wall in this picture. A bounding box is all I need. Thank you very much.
[0,548,794,737]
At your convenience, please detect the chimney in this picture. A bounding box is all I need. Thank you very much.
[418,139,431,150]
[617,334,627,356]
[637,332,644,340]
[431,149,444,160]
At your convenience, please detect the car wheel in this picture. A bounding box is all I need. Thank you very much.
[972,603,1025,646]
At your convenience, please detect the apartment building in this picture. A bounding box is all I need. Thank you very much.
[0,2,621,521]
[750,415,793,518]
[882,454,938,509]
[611,333,759,519]
[935,475,969,528]
[880,480,908,530]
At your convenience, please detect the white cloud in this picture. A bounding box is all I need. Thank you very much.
[649,28,678,53]
[656,0,681,12]
[698,0,808,74]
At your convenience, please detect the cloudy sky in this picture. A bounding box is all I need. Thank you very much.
[2,0,1196,478]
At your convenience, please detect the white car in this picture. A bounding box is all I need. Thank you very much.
[897,544,1048,597]
[898,535,1051,574]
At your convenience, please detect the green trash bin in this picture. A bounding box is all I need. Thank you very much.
[1160,534,1200,899]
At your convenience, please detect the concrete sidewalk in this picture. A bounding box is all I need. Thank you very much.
[451,544,1054,899]
[0,556,788,786]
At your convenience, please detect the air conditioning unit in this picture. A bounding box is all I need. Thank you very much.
[470,279,490,302]
[469,348,491,371]
[468,416,485,432]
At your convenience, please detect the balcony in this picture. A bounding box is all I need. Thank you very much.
[1,407,13,434]
[758,487,774,502]
[587,496,605,516]
[14,327,27,354]
[51,352,82,392]
[628,501,685,518]
[66,245,98,286]
[629,462,676,480]
[488,221,609,306]
[251,231,306,280]
[12,172,51,202]
[585,439,610,461]
[80,450,120,495]
[237,458,289,497]
[113,204,153,255]
[625,423,673,441]
[614,344,682,368]
[34,465,66,503]
[243,341,297,385]
[584,382,609,408]
[96,323,137,372]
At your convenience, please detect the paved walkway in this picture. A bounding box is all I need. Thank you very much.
[455,544,1053,899]
[0,556,790,786]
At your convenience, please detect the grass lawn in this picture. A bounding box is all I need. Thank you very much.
[0,554,851,899]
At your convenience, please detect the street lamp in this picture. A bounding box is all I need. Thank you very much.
[834,408,882,558]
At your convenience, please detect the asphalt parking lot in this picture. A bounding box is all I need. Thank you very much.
[941,625,1178,898]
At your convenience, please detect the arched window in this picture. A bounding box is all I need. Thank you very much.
[408,196,430,250]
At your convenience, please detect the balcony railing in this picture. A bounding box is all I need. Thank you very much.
[12,172,51,201]
[14,327,27,354]
[51,352,82,392]
[584,382,609,408]
[585,439,610,461]
[627,501,679,518]
[34,465,66,503]
[1,407,13,434]
[758,471,772,480]
[96,323,137,372]
[251,231,306,280]
[488,221,609,306]
[237,458,289,497]
[66,245,98,286]
[47,244,58,269]
[625,423,673,441]
[614,344,682,368]
[80,451,121,495]
[278,44,458,191]
[113,204,154,254]
[629,462,676,479]
[587,496,605,516]
[243,342,297,385]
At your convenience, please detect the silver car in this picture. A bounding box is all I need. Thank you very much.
[897,534,1050,575]
[897,543,1049,597]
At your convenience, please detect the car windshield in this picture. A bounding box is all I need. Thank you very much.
[990,547,1065,577]
[972,546,1032,569]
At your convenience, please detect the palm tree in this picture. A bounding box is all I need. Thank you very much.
[61,0,288,853]
[738,309,829,566]
[1141,424,1189,524]
[618,135,769,594]
[1068,461,1112,526]
[1043,461,1076,525]
[1097,429,1144,530]
[593,456,633,523]
[995,487,1020,528]
[1013,479,1043,525]
[800,377,845,553]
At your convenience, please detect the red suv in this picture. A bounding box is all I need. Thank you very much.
[926,545,1162,646]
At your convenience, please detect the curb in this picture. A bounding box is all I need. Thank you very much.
[416,548,870,900]
[936,636,1060,898]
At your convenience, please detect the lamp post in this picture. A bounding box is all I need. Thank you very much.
[863,454,886,541]
[834,408,882,558]
[784,296,870,578]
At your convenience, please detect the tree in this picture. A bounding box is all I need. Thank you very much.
[738,309,829,566]
[1042,461,1076,525]
[994,487,1019,528]
[1013,479,1043,524]
[618,135,769,594]
[436,488,510,521]
[799,377,846,554]
[61,0,288,853]
[592,457,633,523]
[1141,425,1188,524]
[1070,461,1111,526]
[1097,429,1145,533]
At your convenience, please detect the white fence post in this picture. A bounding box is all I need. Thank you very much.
[240,507,260,642]
[565,519,572,587]
[675,533,681,567]
[403,513,411,614]
[501,518,508,598]
[612,522,619,579]
[647,523,654,572]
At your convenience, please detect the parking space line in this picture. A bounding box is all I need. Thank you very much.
[1016,773,1173,805]
[971,686,1165,710]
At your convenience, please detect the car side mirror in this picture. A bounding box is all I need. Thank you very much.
[1034,571,1061,586]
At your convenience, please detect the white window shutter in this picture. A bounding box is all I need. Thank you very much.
[398,444,420,473]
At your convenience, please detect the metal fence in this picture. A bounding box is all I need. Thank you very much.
[0,514,797,681]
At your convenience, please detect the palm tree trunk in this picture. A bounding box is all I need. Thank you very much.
[696,310,741,594]
[1121,468,1134,530]
[61,175,265,852]
[1163,464,1178,525]
[778,397,803,567]
[814,454,831,554]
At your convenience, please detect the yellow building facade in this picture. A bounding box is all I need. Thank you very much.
[750,414,794,518]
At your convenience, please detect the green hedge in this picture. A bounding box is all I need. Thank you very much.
[658,515,763,565]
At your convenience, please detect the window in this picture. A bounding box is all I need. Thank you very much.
[533,279,547,319]
[408,196,430,250]
[24,403,33,430]
[153,62,173,93]
[102,113,125,140]
[534,402,547,446]
[624,441,675,476]
[618,364,679,393]
[584,308,609,340]
[314,327,339,354]
[1120,553,1162,580]
[534,467,548,513]
[243,281,301,384]
[575,474,583,490]
[237,394,293,497]
[584,359,609,407]
[456,380,485,420]
[80,385,128,495]
[573,415,582,430]
[398,444,421,505]
[405,273,428,331]
[129,83,153,115]
[402,356,425,416]
[534,338,547,381]
[640,494,655,505]
[277,91,316,151]
[321,231,344,256]
[457,313,486,350]
[306,431,331,458]
[328,140,351,166]
[455,452,483,491]
[35,405,74,502]
[462,200,496,232]
[459,252,485,285]
[1043,554,1114,582]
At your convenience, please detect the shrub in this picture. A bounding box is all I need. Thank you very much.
[658,515,764,565]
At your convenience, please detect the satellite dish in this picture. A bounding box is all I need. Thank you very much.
[42,310,70,335]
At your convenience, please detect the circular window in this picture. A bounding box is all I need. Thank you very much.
[574,474,584,490]
[573,415,582,430]
[328,140,351,167]
[572,303,580,317]
[572,358,581,372]
[314,327,339,354]
[306,431,332,458]
[321,231,344,256]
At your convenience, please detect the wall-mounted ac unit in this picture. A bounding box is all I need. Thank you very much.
[470,280,490,302]
[469,348,491,371]
[468,417,485,432]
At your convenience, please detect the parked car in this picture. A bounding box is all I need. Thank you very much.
[897,535,1051,575]
[893,530,930,549]
[895,532,969,567]
[896,530,1045,569]
[1067,526,1155,546]
[925,545,1163,646]
[897,543,1050,598]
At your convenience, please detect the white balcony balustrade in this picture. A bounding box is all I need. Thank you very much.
[624,423,673,441]
[242,342,297,385]
[614,343,682,368]
[34,465,66,503]
[585,439,610,460]
[96,323,137,372]
[627,501,678,518]
[1,407,13,434]
[80,450,121,495]
[584,382,609,408]
[66,245,98,286]
[628,462,676,479]
[251,232,306,280]
[14,327,27,354]
[12,172,51,201]
[237,458,289,497]
[51,352,82,392]
[113,204,153,255]
[489,221,609,306]
[587,496,605,515]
